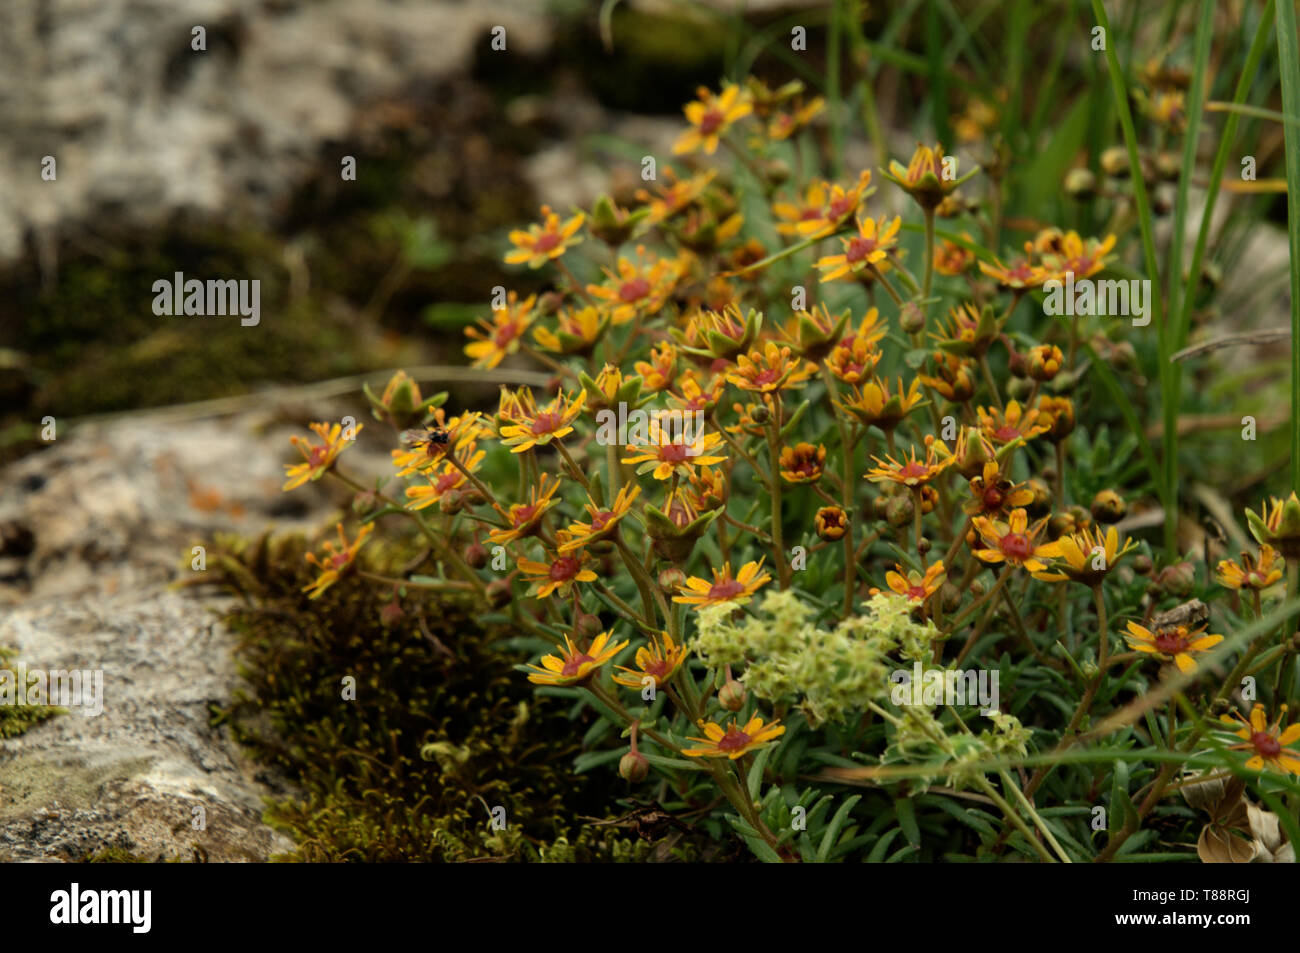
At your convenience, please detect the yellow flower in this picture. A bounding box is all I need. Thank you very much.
[778,442,826,484]
[503,204,584,269]
[1246,493,1300,559]
[837,376,925,432]
[283,421,361,490]
[978,242,1057,289]
[1032,525,1136,586]
[623,429,727,482]
[637,167,715,224]
[823,309,887,384]
[559,484,641,552]
[464,292,538,368]
[878,561,946,603]
[404,447,485,511]
[1216,545,1284,592]
[586,246,680,325]
[668,369,726,416]
[526,631,629,686]
[935,234,976,275]
[674,559,772,609]
[634,341,678,393]
[517,533,599,599]
[815,215,902,282]
[883,142,975,209]
[498,388,587,453]
[963,460,1034,518]
[771,170,872,239]
[766,96,825,140]
[866,443,952,488]
[726,340,816,394]
[391,411,486,476]
[918,352,977,403]
[1125,621,1223,674]
[1039,232,1117,280]
[683,715,785,759]
[533,305,610,356]
[1220,704,1300,774]
[674,82,753,155]
[977,400,1050,446]
[971,508,1055,572]
[303,523,373,598]
[613,631,688,690]
[815,506,848,541]
[487,475,563,545]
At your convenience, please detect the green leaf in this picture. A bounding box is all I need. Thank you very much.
[817,794,862,863]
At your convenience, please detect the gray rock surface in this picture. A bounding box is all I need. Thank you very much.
[0,0,551,264]
[0,405,391,861]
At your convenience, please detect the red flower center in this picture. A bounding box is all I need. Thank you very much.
[531,411,563,435]
[906,584,928,601]
[752,368,780,386]
[993,425,1020,442]
[799,208,822,221]
[660,442,690,463]
[983,486,1005,510]
[1252,731,1282,758]
[619,277,650,303]
[512,504,537,527]
[716,726,752,751]
[533,232,561,253]
[307,446,329,466]
[494,322,522,348]
[698,109,725,135]
[590,511,614,532]
[1153,631,1191,655]
[827,196,853,218]
[561,653,594,677]
[708,579,746,601]
[845,236,878,264]
[899,461,930,480]
[435,472,461,493]
[642,659,669,680]
[330,552,351,569]
[549,556,580,582]
[1000,533,1032,561]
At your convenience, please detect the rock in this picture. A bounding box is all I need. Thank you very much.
[0,403,392,861]
[0,0,551,264]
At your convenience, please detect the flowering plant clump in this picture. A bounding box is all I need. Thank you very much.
[279,61,1300,863]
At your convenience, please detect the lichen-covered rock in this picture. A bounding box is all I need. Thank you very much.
[0,406,390,861]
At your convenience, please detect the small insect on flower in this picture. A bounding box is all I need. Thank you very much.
[815,215,902,283]
[1220,704,1300,775]
[1124,621,1223,674]
[1216,544,1284,591]
[866,442,953,488]
[283,421,362,491]
[503,204,585,269]
[683,715,785,759]
[674,559,772,610]
[778,442,827,484]
[517,531,599,599]
[1032,525,1137,586]
[971,508,1056,572]
[464,292,538,369]
[961,460,1033,519]
[392,412,485,476]
[674,82,753,156]
[525,631,630,686]
[303,523,373,599]
[498,388,587,454]
[612,631,689,690]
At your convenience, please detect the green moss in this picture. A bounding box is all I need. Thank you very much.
[207,532,687,862]
[0,647,65,739]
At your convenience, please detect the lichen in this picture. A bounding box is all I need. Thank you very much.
[0,647,65,739]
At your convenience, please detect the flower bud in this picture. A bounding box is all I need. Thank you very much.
[658,567,687,593]
[619,750,650,783]
[1100,146,1130,177]
[885,492,915,527]
[465,542,489,569]
[899,301,926,334]
[1064,167,1097,199]
[575,611,604,642]
[718,678,746,712]
[1133,554,1153,575]
[1153,561,1195,597]
[379,600,405,627]
[1090,489,1127,524]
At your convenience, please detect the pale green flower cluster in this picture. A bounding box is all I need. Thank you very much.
[692,590,940,726]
